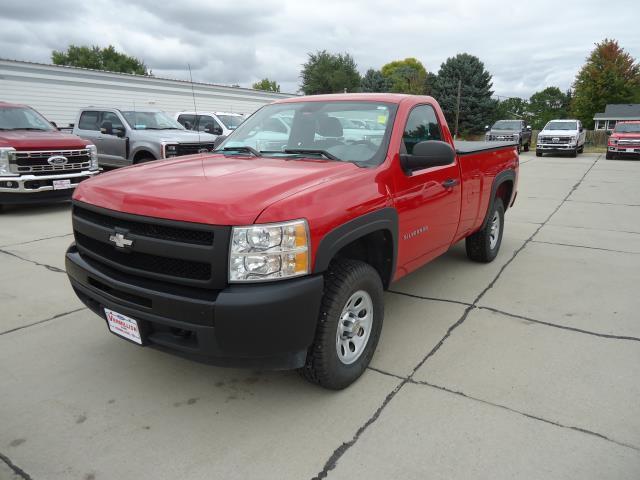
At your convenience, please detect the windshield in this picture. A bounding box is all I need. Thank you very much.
[217,114,244,130]
[219,101,398,166]
[0,106,55,131]
[614,123,640,133]
[121,111,185,130]
[492,120,521,130]
[545,121,577,131]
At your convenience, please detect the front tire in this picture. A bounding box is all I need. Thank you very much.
[606,152,614,160]
[536,151,542,157]
[577,145,584,154]
[301,259,384,390]
[466,198,505,263]
[570,148,577,158]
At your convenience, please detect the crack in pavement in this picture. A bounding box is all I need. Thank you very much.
[531,239,640,255]
[387,290,473,307]
[0,307,86,336]
[0,232,73,249]
[312,156,601,479]
[412,380,640,453]
[0,452,33,480]
[0,249,65,274]
[477,305,640,342]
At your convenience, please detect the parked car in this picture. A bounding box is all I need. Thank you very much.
[175,111,245,137]
[485,119,532,152]
[536,119,586,157]
[65,93,519,389]
[0,101,98,208]
[606,121,640,160]
[73,108,218,168]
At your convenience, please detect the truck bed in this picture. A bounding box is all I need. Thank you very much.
[454,140,517,154]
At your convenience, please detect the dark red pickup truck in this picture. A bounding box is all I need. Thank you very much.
[66,94,518,389]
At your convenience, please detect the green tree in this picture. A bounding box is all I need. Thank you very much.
[360,69,389,92]
[300,50,361,95]
[432,53,496,134]
[528,87,570,129]
[52,45,148,75]
[571,39,640,129]
[380,58,427,94]
[252,78,281,92]
[494,97,530,125]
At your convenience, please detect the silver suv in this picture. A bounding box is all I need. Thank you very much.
[73,108,218,168]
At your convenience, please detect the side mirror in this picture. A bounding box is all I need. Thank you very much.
[213,125,224,136]
[184,121,192,130]
[400,140,456,174]
[115,128,126,138]
[579,127,584,132]
[606,130,612,136]
[50,121,58,129]
[100,121,113,135]
[526,125,532,131]
[484,125,490,131]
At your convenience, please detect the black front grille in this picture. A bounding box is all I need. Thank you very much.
[71,202,231,290]
[75,232,211,281]
[16,149,91,166]
[176,143,215,156]
[74,206,213,245]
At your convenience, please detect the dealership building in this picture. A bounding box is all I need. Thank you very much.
[0,58,293,127]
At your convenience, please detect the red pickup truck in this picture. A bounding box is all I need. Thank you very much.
[0,102,99,208]
[606,121,640,159]
[65,94,518,389]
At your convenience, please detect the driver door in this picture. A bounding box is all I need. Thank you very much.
[392,104,462,274]
[98,111,128,166]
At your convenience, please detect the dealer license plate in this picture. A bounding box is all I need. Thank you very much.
[626,148,636,153]
[105,308,142,344]
[52,179,72,190]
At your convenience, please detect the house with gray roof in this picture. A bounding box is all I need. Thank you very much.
[593,104,640,130]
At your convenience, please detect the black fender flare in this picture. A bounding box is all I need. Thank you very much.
[481,169,516,229]
[313,207,398,285]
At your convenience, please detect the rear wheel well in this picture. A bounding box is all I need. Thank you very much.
[133,150,156,163]
[495,180,514,210]
[331,230,394,289]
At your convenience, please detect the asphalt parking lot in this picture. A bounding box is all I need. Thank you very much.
[1,151,639,480]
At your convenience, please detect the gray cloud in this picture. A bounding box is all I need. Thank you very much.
[0,0,638,97]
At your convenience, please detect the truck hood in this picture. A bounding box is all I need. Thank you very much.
[0,130,91,150]
[130,129,218,143]
[73,154,359,225]
[538,129,577,136]
[611,132,640,140]
[488,129,520,135]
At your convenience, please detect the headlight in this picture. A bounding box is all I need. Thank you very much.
[610,139,618,145]
[229,219,309,282]
[87,144,99,171]
[162,143,178,158]
[0,147,18,176]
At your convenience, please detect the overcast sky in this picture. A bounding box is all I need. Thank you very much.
[1,0,638,98]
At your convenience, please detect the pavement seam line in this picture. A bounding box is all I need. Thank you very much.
[0,307,87,336]
[477,306,640,342]
[0,248,65,274]
[0,232,73,249]
[387,290,473,307]
[565,199,640,207]
[412,380,640,453]
[0,452,33,480]
[313,157,602,479]
[531,239,640,255]
[545,223,640,236]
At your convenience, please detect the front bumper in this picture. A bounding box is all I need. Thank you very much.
[0,171,97,204]
[536,143,577,153]
[608,146,640,156]
[65,245,324,369]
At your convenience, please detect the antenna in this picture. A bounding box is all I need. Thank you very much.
[188,64,201,145]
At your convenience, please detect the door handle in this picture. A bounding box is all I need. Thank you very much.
[442,178,459,188]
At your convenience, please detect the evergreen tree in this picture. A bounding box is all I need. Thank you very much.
[360,69,389,92]
[432,53,496,134]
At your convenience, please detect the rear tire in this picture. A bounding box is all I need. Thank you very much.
[135,157,155,164]
[301,259,384,390]
[523,143,530,152]
[466,198,505,263]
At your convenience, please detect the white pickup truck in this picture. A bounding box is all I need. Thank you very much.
[175,111,245,137]
[535,119,586,157]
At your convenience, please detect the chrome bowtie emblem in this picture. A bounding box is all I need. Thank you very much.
[109,232,133,249]
[47,155,68,165]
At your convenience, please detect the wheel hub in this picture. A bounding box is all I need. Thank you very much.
[336,290,373,365]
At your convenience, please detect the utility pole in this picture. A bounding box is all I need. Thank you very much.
[454,79,462,139]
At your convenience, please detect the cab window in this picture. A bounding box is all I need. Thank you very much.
[197,115,222,133]
[78,111,100,131]
[177,114,196,129]
[101,112,124,130]
[402,105,442,154]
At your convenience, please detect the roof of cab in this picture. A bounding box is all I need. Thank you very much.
[272,93,434,105]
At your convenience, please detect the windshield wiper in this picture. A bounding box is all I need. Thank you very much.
[218,146,261,157]
[6,127,49,131]
[283,149,339,161]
